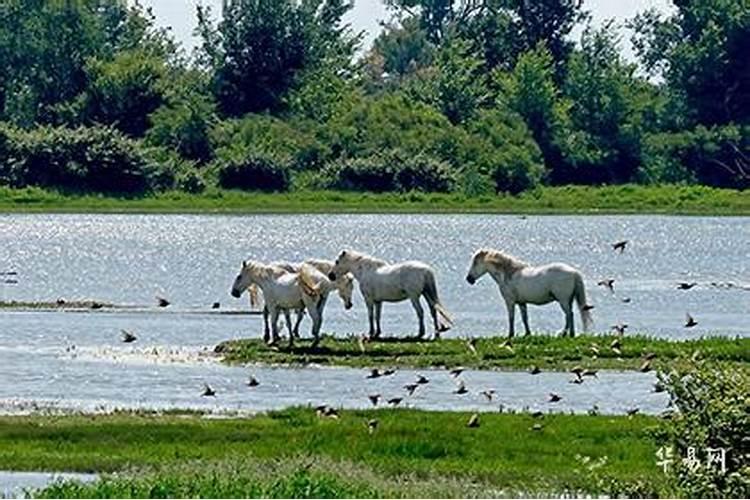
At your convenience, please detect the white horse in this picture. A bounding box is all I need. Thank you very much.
[248,259,354,340]
[328,250,453,340]
[230,261,336,346]
[465,248,593,337]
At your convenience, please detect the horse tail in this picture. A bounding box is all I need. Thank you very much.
[424,271,454,331]
[248,284,261,309]
[298,265,321,298]
[574,273,593,331]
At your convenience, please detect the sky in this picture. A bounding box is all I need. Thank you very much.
[137,0,673,60]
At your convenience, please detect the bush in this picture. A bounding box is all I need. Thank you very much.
[211,115,327,172]
[460,109,545,193]
[0,124,156,194]
[176,169,207,194]
[659,361,750,498]
[641,125,750,189]
[216,149,290,192]
[146,76,217,163]
[320,150,455,193]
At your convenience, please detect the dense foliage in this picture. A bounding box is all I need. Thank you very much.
[0,0,748,195]
[660,362,750,498]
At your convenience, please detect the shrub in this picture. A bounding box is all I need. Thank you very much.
[176,168,207,194]
[460,109,545,193]
[216,148,290,192]
[659,361,750,498]
[320,150,455,193]
[211,115,327,171]
[0,124,155,194]
[146,82,217,163]
[641,125,750,189]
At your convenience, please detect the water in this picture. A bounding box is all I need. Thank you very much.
[0,214,747,415]
[0,471,97,498]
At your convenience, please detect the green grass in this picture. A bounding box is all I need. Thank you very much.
[216,334,750,371]
[0,409,670,497]
[1,184,748,214]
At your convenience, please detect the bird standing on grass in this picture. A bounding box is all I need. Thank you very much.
[467,414,480,428]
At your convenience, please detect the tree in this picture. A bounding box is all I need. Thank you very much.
[197,0,358,116]
[371,17,435,78]
[0,0,173,126]
[631,1,750,127]
[412,37,487,124]
[81,49,166,137]
[496,44,569,179]
[561,22,650,184]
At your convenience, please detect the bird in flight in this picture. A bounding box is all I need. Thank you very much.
[612,240,628,253]
[684,313,698,328]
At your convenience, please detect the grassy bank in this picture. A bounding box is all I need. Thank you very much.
[0,409,668,497]
[216,334,750,371]
[1,184,748,214]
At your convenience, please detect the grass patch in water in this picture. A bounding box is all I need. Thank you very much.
[216,334,750,371]
[0,409,668,497]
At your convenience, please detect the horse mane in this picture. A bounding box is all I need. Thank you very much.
[481,249,528,275]
[344,250,388,267]
[246,261,288,281]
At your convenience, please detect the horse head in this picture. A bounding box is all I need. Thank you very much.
[230,260,253,298]
[466,249,489,285]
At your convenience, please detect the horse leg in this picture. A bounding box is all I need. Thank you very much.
[283,310,295,347]
[558,300,574,337]
[411,297,426,338]
[567,296,576,337]
[505,300,516,338]
[262,306,270,343]
[374,302,383,338]
[308,302,322,347]
[519,304,531,336]
[292,308,304,338]
[366,301,376,338]
[269,307,280,345]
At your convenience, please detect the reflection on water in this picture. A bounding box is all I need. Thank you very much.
[0,214,746,415]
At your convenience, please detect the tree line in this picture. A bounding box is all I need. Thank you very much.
[0,0,748,195]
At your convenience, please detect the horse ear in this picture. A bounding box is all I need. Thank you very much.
[242,260,247,268]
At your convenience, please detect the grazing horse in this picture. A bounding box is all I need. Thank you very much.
[230,261,335,346]
[248,260,354,340]
[328,250,453,340]
[465,248,593,337]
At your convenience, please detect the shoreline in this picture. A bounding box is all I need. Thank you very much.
[2,185,748,215]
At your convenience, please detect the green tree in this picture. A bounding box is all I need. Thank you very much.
[81,49,166,137]
[197,0,358,116]
[631,1,750,127]
[371,17,435,78]
[561,22,650,184]
[402,36,487,124]
[0,0,172,126]
[146,71,218,163]
[496,44,569,180]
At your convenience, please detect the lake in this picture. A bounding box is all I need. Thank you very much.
[0,213,747,415]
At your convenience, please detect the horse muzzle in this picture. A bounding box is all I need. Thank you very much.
[466,275,476,285]
[328,272,336,281]
[230,289,241,298]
